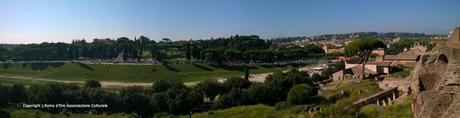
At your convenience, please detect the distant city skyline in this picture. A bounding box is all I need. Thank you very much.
[1,0,460,44]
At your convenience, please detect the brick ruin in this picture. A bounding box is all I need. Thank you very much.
[411,27,460,118]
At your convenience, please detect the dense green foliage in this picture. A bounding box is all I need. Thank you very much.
[344,37,386,56]
[209,69,317,109]
[287,84,316,105]
[0,82,201,117]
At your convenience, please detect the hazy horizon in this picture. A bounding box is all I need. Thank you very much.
[1,0,460,44]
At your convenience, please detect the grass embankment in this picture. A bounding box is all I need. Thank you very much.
[187,80,384,118]
[359,97,413,118]
[184,104,309,118]
[0,108,132,118]
[0,63,289,83]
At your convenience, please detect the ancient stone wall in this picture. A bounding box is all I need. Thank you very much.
[411,27,460,118]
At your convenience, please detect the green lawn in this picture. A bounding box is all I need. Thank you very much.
[0,63,290,83]
[0,108,133,118]
[0,77,53,86]
[184,104,309,118]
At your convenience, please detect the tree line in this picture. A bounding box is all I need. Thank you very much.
[0,35,324,64]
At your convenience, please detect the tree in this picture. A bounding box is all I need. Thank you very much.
[8,84,28,103]
[119,86,152,117]
[150,93,168,113]
[224,49,242,63]
[344,37,385,79]
[265,70,313,102]
[203,48,225,65]
[194,80,221,101]
[185,42,192,61]
[0,48,9,61]
[344,37,385,56]
[152,80,172,93]
[246,84,272,104]
[191,43,201,60]
[84,80,102,88]
[244,66,250,80]
[0,85,8,108]
[311,73,324,82]
[213,88,249,109]
[287,84,316,105]
[221,77,251,93]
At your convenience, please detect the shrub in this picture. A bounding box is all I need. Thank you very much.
[274,101,290,110]
[287,84,315,105]
[359,104,377,118]
[152,80,171,93]
[84,80,101,88]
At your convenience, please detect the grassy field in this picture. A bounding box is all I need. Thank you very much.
[0,108,133,118]
[0,77,51,86]
[0,77,123,92]
[184,104,309,118]
[0,63,290,83]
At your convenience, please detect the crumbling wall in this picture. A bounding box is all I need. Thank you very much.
[411,27,460,118]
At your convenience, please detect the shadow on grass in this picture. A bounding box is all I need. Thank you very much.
[192,64,214,71]
[77,63,94,71]
[162,63,180,72]
[29,62,65,71]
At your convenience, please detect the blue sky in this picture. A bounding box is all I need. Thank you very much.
[1,0,459,44]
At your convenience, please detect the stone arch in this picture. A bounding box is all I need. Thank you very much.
[437,54,448,64]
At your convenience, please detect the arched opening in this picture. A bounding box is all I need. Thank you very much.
[416,55,421,62]
[438,54,448,64]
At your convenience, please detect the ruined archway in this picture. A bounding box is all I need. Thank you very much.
[438,54,448,64]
